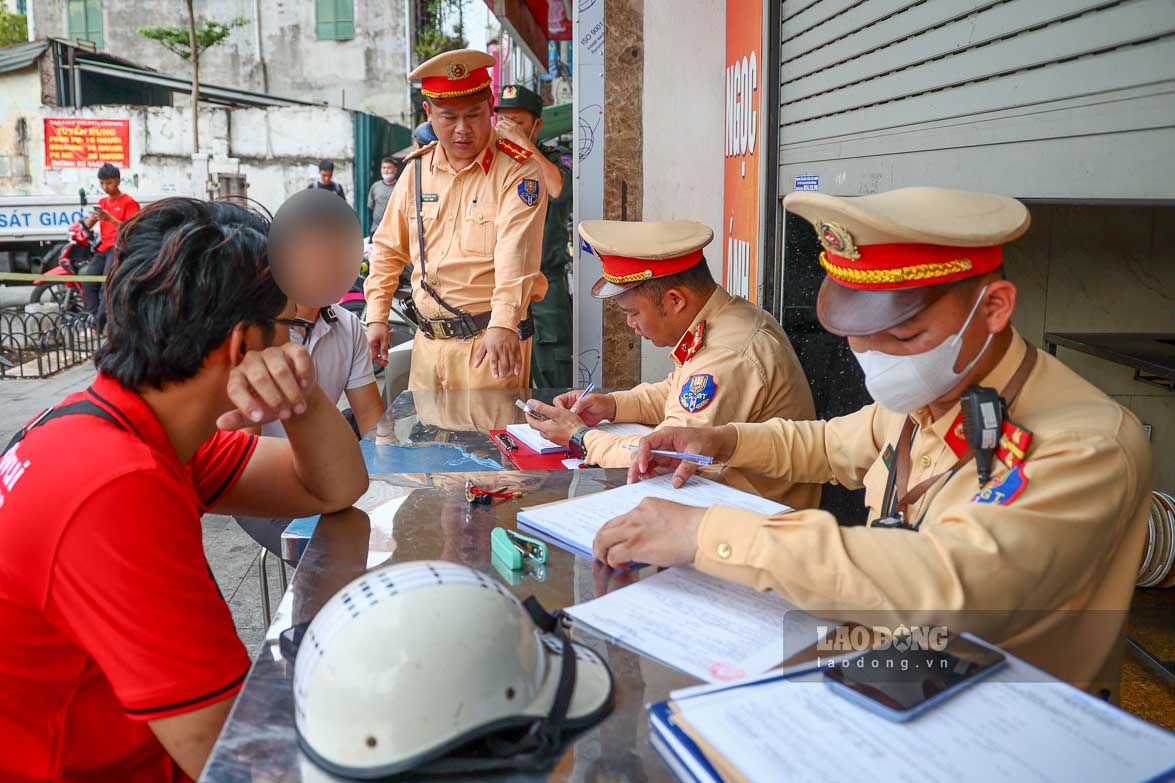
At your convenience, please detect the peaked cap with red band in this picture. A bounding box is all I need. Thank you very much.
[784,187,1030,336]
[410,49,494,100]
[578,220,714,299]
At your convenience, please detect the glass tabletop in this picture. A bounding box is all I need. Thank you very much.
[361,388,579,475]
[202,469,693,783]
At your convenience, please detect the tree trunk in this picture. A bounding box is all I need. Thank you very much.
[186,0,199,155]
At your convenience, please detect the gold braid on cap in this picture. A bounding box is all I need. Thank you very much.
[601,269,654,284]
[421,79,493,99]
[819,252,973,285]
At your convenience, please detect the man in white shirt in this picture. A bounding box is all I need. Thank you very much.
[239,301,385,554]
[260,303,385,439]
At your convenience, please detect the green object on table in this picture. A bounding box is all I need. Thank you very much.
[491,526,548,570]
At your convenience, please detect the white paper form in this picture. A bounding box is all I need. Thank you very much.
[566,567,826,684]
[593,421,654,438]
[675,652,1175,783]
[506,423,567,454]
[517,473,787,556]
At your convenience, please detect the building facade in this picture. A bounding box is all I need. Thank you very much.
[26,0,412,123]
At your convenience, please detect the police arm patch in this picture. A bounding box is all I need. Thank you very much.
[517,178,540,207]
[971,464,1028,506]
[679,373,717,413]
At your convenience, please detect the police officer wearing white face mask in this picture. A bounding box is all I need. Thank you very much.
[588,187,1154,700]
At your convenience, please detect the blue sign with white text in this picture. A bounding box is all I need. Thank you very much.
[795,175,819,192]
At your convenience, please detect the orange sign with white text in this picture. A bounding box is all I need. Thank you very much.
[44,118,131,169]
[723,0,763,303]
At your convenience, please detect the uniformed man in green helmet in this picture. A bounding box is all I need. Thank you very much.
[493,84,574,388]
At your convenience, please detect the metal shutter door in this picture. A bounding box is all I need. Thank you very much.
[778,0,1175,199]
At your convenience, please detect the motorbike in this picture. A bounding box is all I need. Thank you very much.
[30,189,93,314]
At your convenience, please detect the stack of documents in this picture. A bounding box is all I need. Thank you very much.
[649,638,1175,783]
[566,566,831,684]
[517,473,787,557]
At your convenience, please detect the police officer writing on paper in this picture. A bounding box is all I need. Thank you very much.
[524,220,819,509]
[494,84,575,387]
[364,50,548,390]
[596,187,1152,696]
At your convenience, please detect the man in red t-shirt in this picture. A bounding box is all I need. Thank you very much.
[82,163,141,329]
[0,198,368,782]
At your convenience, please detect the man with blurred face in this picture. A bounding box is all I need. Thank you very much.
[364,50,548,390]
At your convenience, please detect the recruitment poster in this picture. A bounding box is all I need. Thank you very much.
[43,118,131,169]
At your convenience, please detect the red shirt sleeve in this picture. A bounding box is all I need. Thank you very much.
[188,429,258,512]
[122,194,141,219]
[46,471,250,721]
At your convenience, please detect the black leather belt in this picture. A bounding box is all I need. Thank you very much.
[418,311,534,341]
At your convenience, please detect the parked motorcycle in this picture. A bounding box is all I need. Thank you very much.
[30,189,93,314]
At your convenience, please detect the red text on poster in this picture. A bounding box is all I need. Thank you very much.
[44,118,131,169]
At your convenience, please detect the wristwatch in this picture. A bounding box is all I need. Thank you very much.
[568,427,591,460]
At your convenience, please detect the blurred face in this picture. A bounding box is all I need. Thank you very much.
[271,227,362,308]
[99,177,120,196]
[425,93,494,163]
[318,168,334,185]
[380,162,397,182]
[495,108,539,140]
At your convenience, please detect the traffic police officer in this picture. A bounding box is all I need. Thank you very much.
[594,188,1152,697]
[365,50,548,390]
[494,84,575,388]
[524,219,820,509]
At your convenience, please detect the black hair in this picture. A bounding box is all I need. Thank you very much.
[95,198,286,389]
[380,156,398,167]
[97,163,120,180]
[633,259,716,303]
[317,159,335,171]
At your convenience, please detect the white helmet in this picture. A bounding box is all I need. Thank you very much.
[292,561,614,778]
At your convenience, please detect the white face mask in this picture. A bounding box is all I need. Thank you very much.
[852,285,993,414]
[381,173,396,184]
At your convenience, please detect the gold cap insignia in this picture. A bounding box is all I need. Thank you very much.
[817,221,861,260]
[503,85,517,99]
[447,62,468,79]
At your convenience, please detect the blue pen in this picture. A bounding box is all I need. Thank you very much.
[571,383,595,411]
[621,444,715,465]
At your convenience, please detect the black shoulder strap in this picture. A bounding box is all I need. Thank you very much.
[4,398,127,455]
[414,155,467,319]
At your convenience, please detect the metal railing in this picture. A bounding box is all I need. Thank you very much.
[0,306,102,379]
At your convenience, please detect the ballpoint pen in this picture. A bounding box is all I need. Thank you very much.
[621,444,717,465]
[571,383,596,412]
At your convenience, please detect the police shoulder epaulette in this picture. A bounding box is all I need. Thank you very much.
[403,141,437,163]
[495,138,533,163]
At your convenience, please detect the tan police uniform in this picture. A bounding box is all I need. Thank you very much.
[364,50,548,391]
[574,220,819,509]
[692,188,1152,698]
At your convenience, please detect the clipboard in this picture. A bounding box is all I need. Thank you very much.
[488,429,572,470]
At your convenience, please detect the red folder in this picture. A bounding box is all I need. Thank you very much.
[489,429,575,470]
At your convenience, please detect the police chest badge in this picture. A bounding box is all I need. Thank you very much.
[679,374,717,414]
[972,465,1028,506]
[517,178,540,207]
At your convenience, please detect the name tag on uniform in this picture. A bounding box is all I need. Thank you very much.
[421,193,439,203]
